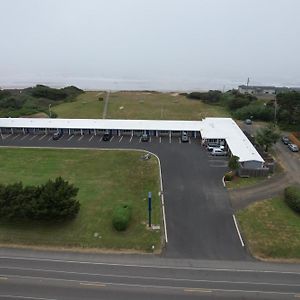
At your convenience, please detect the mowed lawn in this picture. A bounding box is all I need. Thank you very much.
[53,91,104,118]
[237,198,300,260]
[0,148,161,251]
[106,92,230,120]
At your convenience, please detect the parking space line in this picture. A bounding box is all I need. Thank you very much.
[179,137,181,144]
[139,137,141,143]
[20,134,29,141]
[99,136,103,142]
[88,135,94,142]
[169,136,171,143]
[78,135,84,141]
[47,136,53,141]
[189,138,191,144]
[3,134,12,140]
[118,136,123,143]
[159,137,162,143]
[39,135,47,141]
[12,134,20,140]
[149,136,152,143]
[110,136,114,142]
[129,136,133,143]
[68,135,74,141]
[29,135,37,141]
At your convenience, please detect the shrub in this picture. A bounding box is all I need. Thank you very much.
[284,186,300,213]
[224,173,233,181]
[112,204,132,231]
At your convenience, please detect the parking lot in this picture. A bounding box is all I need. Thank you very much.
[0,131,248,260]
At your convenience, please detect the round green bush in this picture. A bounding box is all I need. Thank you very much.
[224,173,233,181]
[112,204,132,231]
[284,185,300,213]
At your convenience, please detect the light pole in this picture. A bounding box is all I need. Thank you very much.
[48,104,52,118]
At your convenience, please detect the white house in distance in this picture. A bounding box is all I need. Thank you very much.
[238,85,276,95]
[0,117,265,170]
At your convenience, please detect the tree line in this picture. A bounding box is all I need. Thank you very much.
[0,177,80,221]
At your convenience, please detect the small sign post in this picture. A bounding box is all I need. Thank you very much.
[148,192,152,228]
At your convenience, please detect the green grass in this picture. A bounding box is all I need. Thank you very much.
[107,92,230,120]
[237,198,300,260]
[52,91,104,118]
[0,148,161,251]
[226,176,267,189]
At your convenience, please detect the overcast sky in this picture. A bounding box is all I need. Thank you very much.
[1,0,300,90]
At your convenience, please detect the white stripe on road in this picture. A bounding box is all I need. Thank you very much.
[3,134,12,140]
[189,138,191,144]
[159,137,162,143]
[47,136,52,141]
[39,135,47,141]
[129,136,133,143]
[12,134,20,140]
[118,136,123,143]
[88,135,94,142]
[68,135,74,141]
[78,135,84,141]
[233,215,245,247]
[110,136,114,142]
[29,135,37,141]
[169,136,171,143]
[149,136,152,143]
[99,136,103,142]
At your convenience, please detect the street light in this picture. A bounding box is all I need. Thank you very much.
[48,104,52,118]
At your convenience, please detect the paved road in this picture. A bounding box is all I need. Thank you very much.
[0,132,247,260]
[0,249,299,300]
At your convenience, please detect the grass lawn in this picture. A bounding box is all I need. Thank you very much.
[0,148,161,252]
[226,176,268,189]
[237,197,300,260]
[107,92,230,120]
[52,91,104,119]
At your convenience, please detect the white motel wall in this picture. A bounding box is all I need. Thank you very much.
[0,117,264,169]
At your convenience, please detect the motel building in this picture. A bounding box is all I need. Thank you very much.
[0,117,265,172]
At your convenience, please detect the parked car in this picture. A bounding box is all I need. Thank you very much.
[103,130,112,141]
[288,143,299,152]
[52,131,63,140]
[181,131,189,143]
[244,119,252,125]
[211,148,228,156]
[141,132,149,142]
[207,143,224,152]
[281,136,290,145]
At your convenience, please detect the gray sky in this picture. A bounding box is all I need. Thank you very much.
[1,0,300,90]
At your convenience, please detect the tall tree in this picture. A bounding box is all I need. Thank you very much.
[255,125,280,152]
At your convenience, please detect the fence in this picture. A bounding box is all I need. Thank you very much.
[238,167,270,177]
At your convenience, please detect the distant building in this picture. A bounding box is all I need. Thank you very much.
[238,85,300,95]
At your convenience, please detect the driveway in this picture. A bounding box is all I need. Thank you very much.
[0,133,249,260]
[230,122,300,210]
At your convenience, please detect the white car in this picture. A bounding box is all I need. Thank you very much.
[211,148,228,156]
[288,143,299,152]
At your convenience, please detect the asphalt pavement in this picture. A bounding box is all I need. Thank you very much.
[0,132,248,260]
[0,248,299,300]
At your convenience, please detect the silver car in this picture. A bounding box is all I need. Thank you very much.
[288,143,299,152]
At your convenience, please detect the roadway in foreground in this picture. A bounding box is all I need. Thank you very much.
[0,248,299,300]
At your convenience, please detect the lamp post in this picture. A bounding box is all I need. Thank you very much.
[48,104,52,118]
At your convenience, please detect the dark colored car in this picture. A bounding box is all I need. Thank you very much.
[141,133,149,142]
[281,136,290,145]
[103,130,112,141]
[181,131,189,143]
[52,131,63,140]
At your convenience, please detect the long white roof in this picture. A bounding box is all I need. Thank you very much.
[0,117,264,163]
[200,118,264,163]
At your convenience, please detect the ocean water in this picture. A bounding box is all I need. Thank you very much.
[1,76,298,91]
